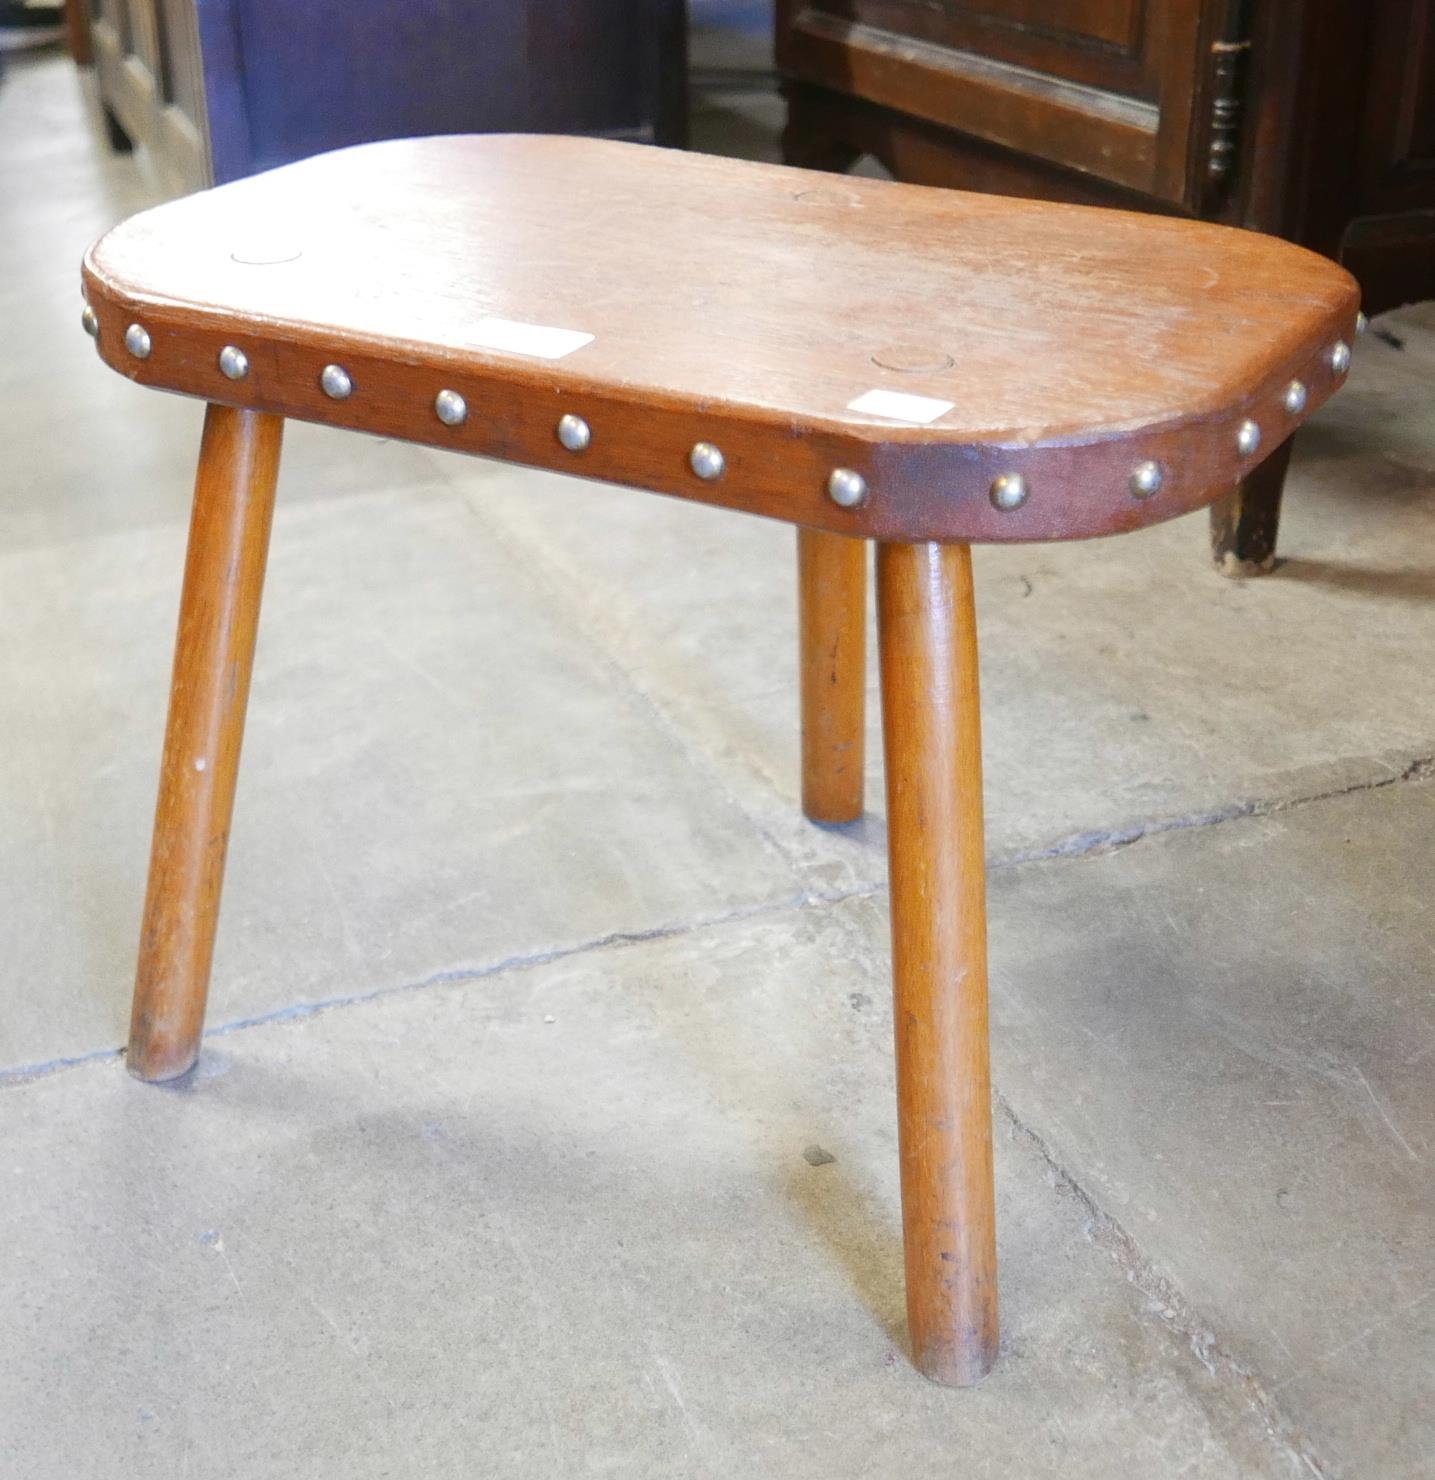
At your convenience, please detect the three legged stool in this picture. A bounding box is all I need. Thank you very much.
[82,136,1357,1385]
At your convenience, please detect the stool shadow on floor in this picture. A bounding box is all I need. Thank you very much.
[103,1044,916,1371]
[803,810,888,858]
[776,1155,910,1352]
[1274,559,1435,604]
[624,910,914,1353]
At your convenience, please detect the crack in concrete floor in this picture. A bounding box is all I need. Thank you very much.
[7,754,1431,1092]
[6,769,1432,1470]
[996,1093,1335,1479]
[1002,751,1435,866]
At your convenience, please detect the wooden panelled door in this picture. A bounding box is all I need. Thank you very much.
[90,0,209,193]
[778,0,1242,209]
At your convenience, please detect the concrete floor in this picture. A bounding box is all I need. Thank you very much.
[3,42,1434,1480]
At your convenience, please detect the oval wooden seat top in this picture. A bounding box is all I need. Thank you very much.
[82,134,1358,543]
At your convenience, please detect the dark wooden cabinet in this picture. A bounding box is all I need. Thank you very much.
[778,2,1435,570]
[1287,1,1435,314]
[90,0,687,197]
[779,0,1219,207]
[779,0,1435,303]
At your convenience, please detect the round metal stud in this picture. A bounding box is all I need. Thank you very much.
[124,323,151,359]
[1330,340,1351,375]
[434,389,467,427]
[1236,418,1262,457]
[989,472,1029,512]
[1356,311,1369,336]
[1283,380,1307,416]
[320,363,353,400]
[689,441,725,481]
[81,305,99,339]
[557,413,591,453]
[1129,460,1163,499]
[218,345,249,381]
[827,468,868,509]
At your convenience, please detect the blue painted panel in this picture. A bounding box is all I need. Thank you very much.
[192,0,670,183]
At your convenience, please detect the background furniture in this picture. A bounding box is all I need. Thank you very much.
[81,134,1355,1385]
[777,0,1435,573]
[86,0,687,195]
[64,0,91,65]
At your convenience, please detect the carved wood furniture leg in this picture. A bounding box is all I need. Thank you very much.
[797,526,867,823]
[780,86,861,174]
[128,405,284,1082]
[102,105,134,154]
[877,539,998,1386]
[1209,433,1296,577]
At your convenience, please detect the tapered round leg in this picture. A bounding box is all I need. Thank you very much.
[797,526,867,823]
[128,405,284,1082]
[877,539,998,1385]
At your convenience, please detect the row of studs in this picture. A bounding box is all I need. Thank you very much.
[942,333,1354,514]
[93,316,881,509]
[86,309,1358,515]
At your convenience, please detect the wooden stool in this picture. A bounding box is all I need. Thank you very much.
[82,137,1356,1386]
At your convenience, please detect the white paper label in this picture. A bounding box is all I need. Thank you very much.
[846,388,955,425]
[470,317,594,360]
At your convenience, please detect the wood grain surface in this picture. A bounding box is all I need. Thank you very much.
[81,134,1358,543]
[128,405,284,1083]
[877,539,996,1385]
[797,527,867,823]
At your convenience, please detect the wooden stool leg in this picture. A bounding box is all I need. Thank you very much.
[1210,433,1295,577]
[797,526,867,823]
[128,405,284,1082]
[876,539,998,1386]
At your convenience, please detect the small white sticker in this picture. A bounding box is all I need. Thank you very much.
[847,388,955,425]
[470,317,594,360]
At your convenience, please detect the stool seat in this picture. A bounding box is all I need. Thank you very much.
[82,134,1357,543]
